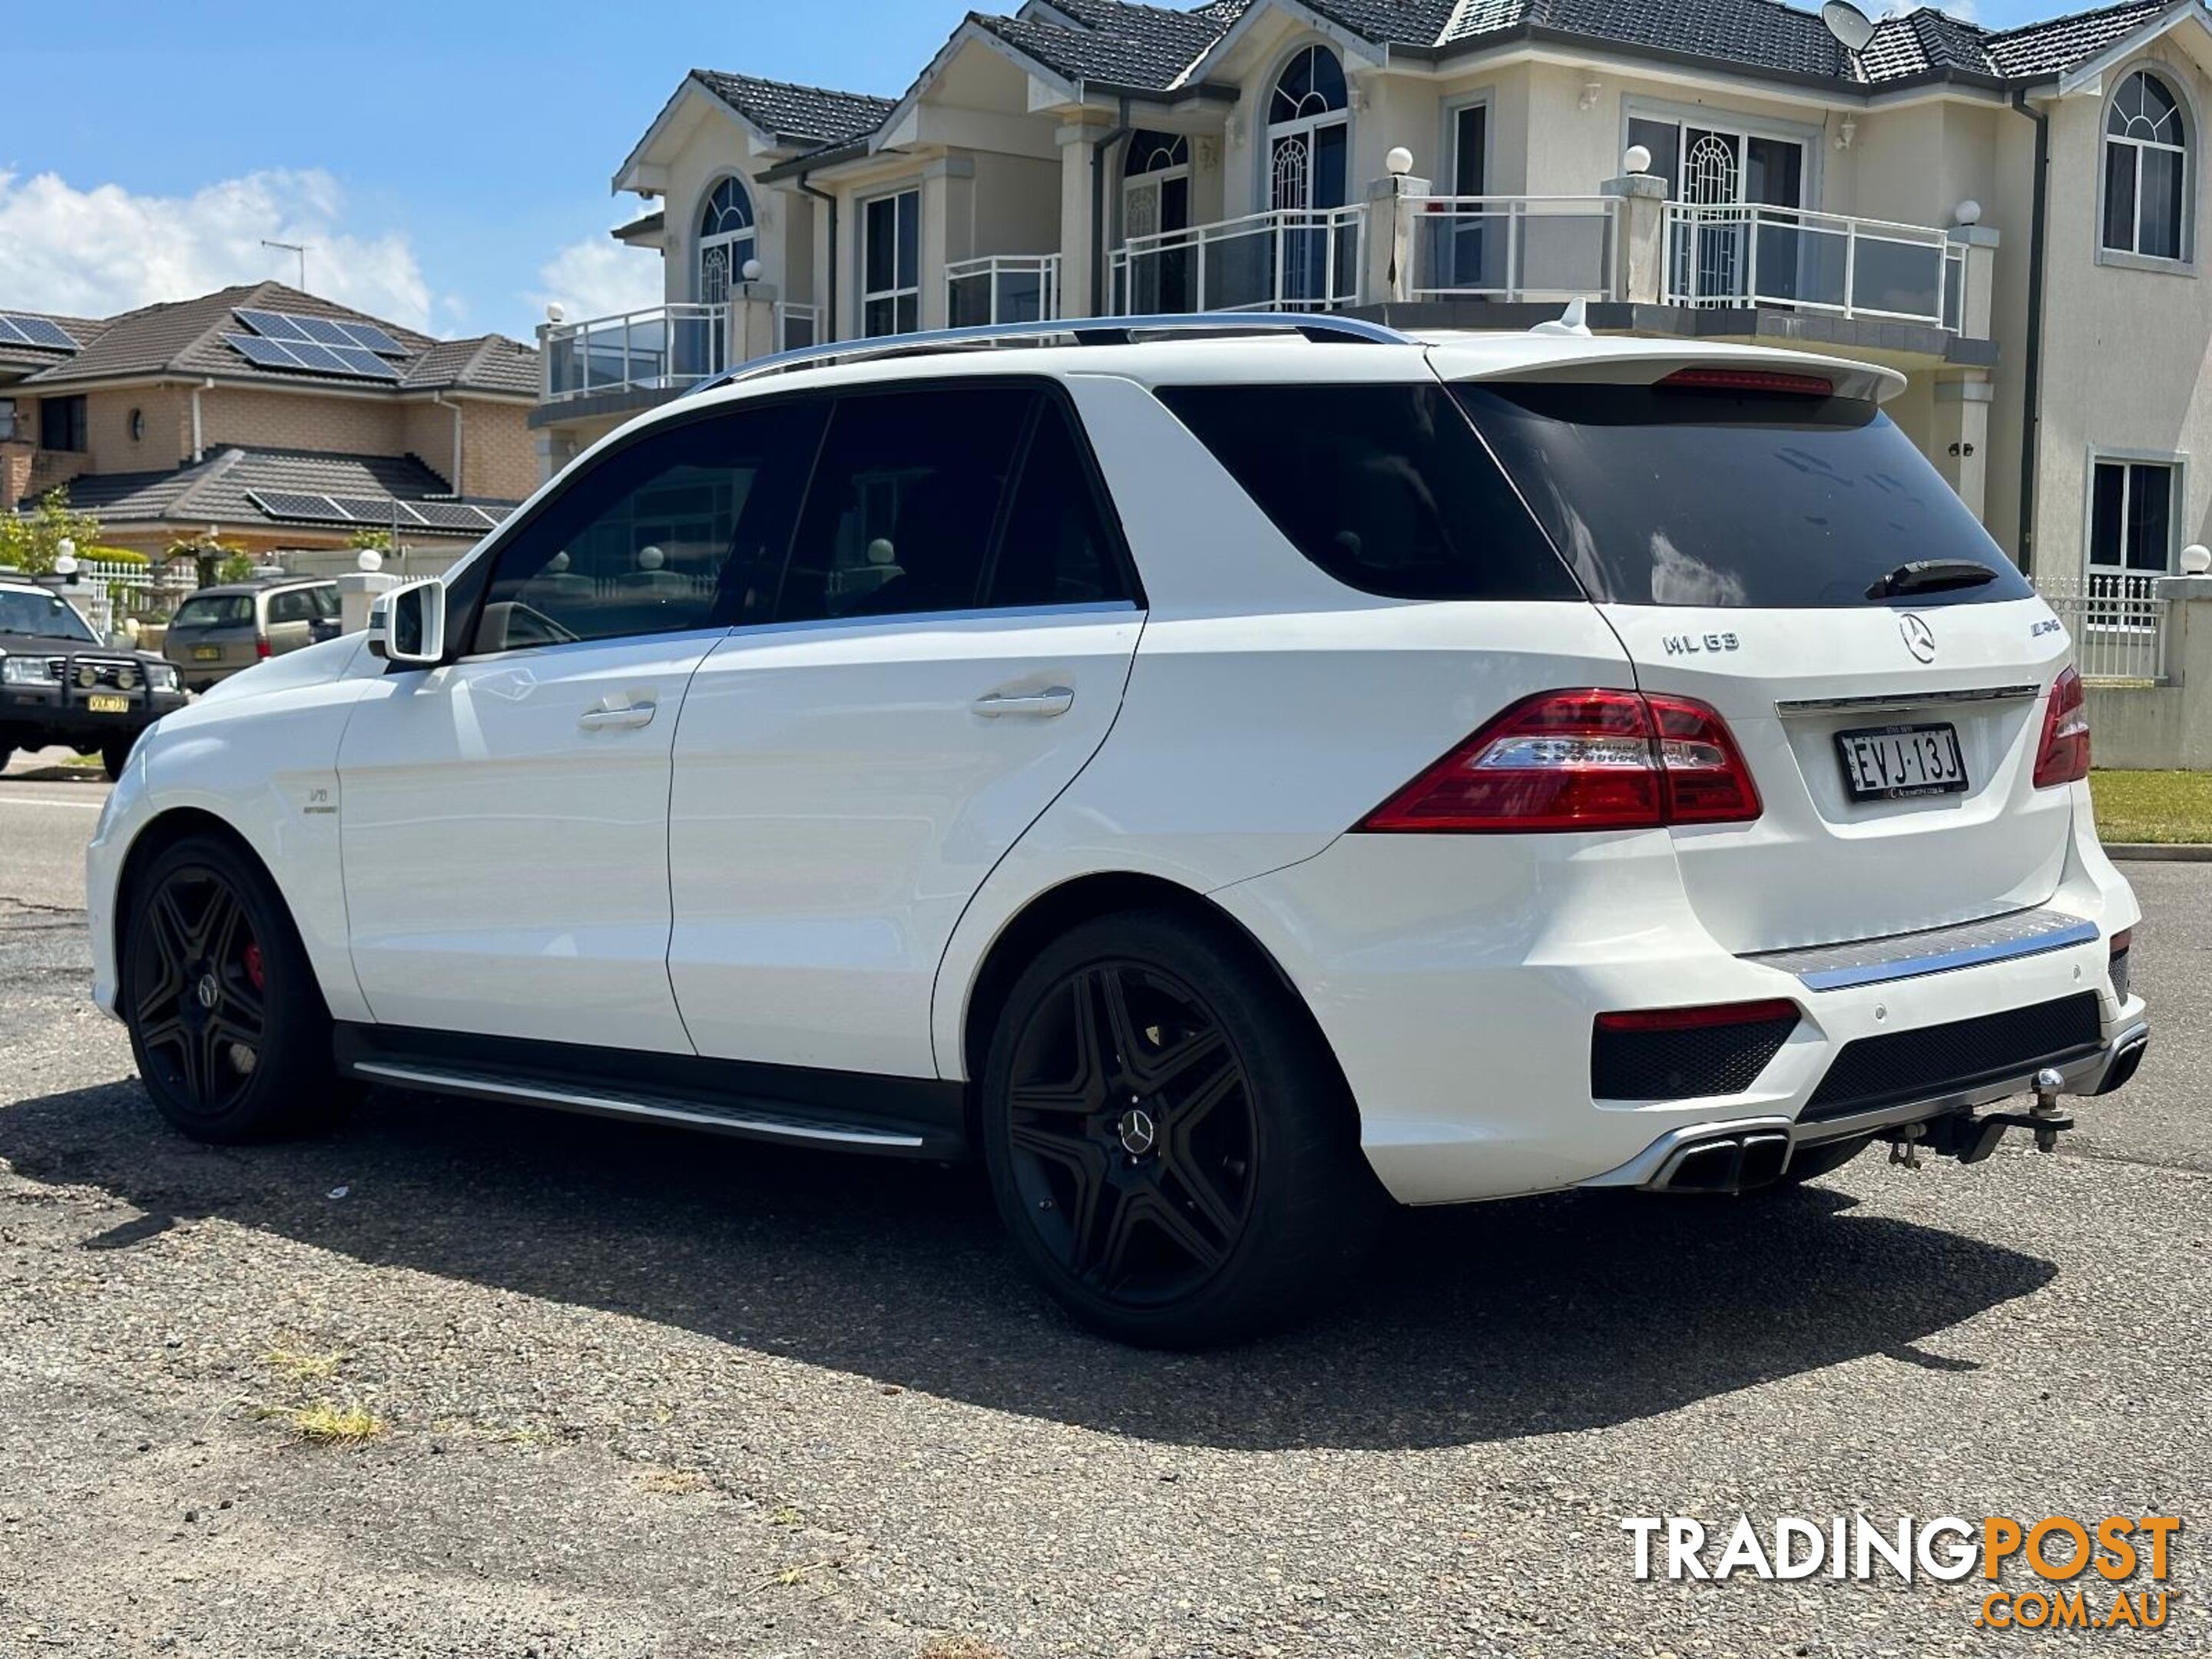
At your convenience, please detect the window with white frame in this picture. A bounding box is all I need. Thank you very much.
[2104,70,2188,260]
[2088,455,2177,581]
[697,177,757,305]
[863,189,920,338]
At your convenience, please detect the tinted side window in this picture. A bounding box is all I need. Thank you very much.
[472,405,818,653]
[986,402,1129,608]
[1155,384,1581,601]
[268,589,315,624]
[777,388,1031,624]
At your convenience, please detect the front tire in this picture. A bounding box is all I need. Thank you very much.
[121,834,348,1143]
[979,909,1382,1347]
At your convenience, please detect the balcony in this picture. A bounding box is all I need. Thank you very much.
[1111,206,1364,316]
[947,256,1061,328]
[1408,197,1620,303]
[1662,203,1965,330]
[542,303,727,404]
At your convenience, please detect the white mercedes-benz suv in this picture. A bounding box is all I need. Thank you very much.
[86,314,2149,1346]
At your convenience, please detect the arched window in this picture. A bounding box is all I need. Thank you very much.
[1270,45,1348,126]
[1266,45,1349,215]
[2104,70,2188,260]
[1121,131,1193,311]
[697,177,757,304]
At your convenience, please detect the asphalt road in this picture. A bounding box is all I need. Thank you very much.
[1,766,2206,1657]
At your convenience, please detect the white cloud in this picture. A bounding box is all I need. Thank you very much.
[0,167,431,330]
[530,233,665,325]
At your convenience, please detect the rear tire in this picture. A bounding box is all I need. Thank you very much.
[979,908,1384,1348]
[101,731,138,781]
[121,833,349,1143]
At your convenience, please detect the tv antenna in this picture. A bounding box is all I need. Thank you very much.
[261,238,312,290]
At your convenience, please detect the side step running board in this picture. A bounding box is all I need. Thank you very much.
[350,1061,929,1151]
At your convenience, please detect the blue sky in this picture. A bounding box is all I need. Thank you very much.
[5,0,2052,343]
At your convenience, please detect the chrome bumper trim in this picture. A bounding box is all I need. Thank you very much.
[1773,684,2039,717]
[1745,907,2099,992]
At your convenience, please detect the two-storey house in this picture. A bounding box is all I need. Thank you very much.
[532,0,2212,593]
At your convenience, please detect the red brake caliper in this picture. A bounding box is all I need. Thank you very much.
[243,939,265,993]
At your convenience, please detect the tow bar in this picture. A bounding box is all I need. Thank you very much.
[1885,1068,2077,1168]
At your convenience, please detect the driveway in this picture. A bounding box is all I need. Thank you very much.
[1,772,2205,1657]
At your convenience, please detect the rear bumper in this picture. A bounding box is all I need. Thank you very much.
[1583,1015,2149,1191]
[1210,799,2144,1206]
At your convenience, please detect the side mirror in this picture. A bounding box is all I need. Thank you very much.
[367,579,447,667]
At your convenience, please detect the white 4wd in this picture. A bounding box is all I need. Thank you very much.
[87,316,2148,1346]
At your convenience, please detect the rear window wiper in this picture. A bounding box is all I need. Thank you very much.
[1866,558,2001,600]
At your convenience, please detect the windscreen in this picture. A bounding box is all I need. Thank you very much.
[171,594,257,628]
[1452,382,2036,609]
[0,588,98,642]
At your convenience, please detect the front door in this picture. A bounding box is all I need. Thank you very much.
[667,382,1142,1078]
[336,402,816,1052]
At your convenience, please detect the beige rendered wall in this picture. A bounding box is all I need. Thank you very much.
[2025,48,2212,581]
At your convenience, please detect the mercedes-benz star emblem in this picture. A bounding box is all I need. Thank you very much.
[1116,1107,1157,1157]
[1899,613,1937,663]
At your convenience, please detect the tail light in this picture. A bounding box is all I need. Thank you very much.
[1357,688,1761,833]
[255,638,273,659]
[2032,666,2090,787]
[1657,366,1834,398]
[1594,998,1800,1033]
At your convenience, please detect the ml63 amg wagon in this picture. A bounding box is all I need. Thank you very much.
[87,315,2148,1346]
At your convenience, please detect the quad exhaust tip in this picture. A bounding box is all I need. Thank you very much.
[1654,1131,1791,1194]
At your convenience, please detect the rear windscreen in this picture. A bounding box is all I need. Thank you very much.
[1155,383,1581,601]
[1452,382,2035,609]
[171,595,255,628]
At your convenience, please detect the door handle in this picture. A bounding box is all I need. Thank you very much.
[579,697,657,732]
[972,687,1075,719]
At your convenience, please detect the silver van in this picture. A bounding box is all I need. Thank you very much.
[162,578,339,691]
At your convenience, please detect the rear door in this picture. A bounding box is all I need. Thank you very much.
[1452,368,2072,953]
[165,592,257,680]
[667,382,1143,1078]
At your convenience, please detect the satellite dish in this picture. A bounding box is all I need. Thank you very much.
[1821,0,1878,53]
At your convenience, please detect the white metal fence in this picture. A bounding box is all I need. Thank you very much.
[542,303,729,402]
[946,255,1062,329]
[2035,572,2170,682]
[71,559,197,643]
[1408,196,1619,302]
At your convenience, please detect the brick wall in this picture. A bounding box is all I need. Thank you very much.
[455,399,538,502]
[0,441,31,511]
[200,386,409,457]
[85,387,192,472]
[401,401,459,490]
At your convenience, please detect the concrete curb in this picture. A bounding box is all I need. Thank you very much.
[2107,842,2212,862]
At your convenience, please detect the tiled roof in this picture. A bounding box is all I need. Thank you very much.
[1243,0,2181,86]
[1985,0,2171,76]
[12,281,535,398]
[689,71,896,144]
[979,0,1234,89]
[59,445,518,538]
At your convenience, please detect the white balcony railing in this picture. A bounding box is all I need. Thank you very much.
[2035,573,2171,684]
[1409,196,1619,302]
[542,302,728,402]
[947,255,1061,328]
[1664,204,1965,330]
[777,302,820,352]
[1111,205,1365,316]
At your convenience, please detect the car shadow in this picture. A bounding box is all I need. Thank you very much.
[0,1078,2058,1452]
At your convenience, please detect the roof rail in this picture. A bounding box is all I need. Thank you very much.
[687,311,1413,396]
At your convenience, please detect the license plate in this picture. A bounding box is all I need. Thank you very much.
[1836,723,1967,801]
[192,646,222,661]
[86,694,131,715]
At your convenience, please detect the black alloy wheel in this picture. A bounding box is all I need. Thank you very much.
[122,835,347,1142]
[128,861,268,1120]
[1002,960,1260,1307]
[982,910,1382,1346]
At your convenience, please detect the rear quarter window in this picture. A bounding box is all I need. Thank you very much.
[1154,383,1581,602]
[1452,382,2036,609]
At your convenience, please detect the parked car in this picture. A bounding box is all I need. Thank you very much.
[0,578,187,778]
[84,316,2149,1346]
[161,577,340,691]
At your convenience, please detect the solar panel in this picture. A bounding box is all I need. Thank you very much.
[409,501,497,531]
[235,308,315,343]
[0,313,78,350]
[291,315,356,346]
[340,321,409,356]
[224,333,306,369]
[247,491,353,524]
[323,495,406,524]
[329,345,401,380]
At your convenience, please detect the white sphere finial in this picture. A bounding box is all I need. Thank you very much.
[1624,144,1653,176]
[1385,146,1414,177]
[1954,199,1982,227]
[741,257,764,283]
[356,547,385,573]
[53,538,77,580]
[2184,543,2210,575]
[546,303,565,324]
